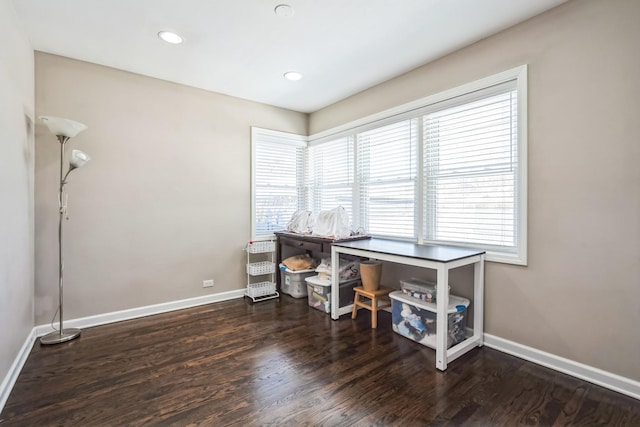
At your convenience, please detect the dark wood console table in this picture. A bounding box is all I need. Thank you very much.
[274,232,370,285]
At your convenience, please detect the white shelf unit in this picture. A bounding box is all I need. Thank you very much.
[245,240,278,302]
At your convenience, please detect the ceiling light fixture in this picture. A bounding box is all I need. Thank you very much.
[158,30,184,44]
[284,71,302,81]
[274,4,294,17]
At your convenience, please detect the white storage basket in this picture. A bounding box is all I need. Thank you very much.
[245,241,276,254]
[246,261,276,276]
[246,281,277,298]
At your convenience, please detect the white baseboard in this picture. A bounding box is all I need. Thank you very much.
[34,289,246,337]
[0,329,36,416]
[484,333,640,400]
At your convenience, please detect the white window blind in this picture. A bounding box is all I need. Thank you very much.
[357,119,418,239]
[423,86,518,249]
[306,137,355,226]
[252,128,306,238]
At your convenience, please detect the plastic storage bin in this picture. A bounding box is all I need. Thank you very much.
[304,275,360,313]
[389,290,469,349]
[399,278,450,303]
[280,264,316,298]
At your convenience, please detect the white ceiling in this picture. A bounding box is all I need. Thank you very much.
[12,0,567,113]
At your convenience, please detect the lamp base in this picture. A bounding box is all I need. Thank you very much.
[40,328,81,345]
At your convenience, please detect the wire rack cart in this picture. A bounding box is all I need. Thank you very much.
[245,241,278,302]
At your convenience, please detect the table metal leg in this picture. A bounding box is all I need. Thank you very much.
[474,255,485,346]
[331,246,339,320]
[435,266,449,371]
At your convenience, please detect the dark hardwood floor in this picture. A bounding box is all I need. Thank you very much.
[1,296,638,426]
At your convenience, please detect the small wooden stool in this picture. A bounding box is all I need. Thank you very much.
[351,286,392,329]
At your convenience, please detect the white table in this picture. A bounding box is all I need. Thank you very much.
[331,238,485,371]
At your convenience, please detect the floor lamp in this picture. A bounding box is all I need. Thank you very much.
[39,116,90,345]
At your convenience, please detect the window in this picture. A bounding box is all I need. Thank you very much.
[423,82,520,259]
[252,66,527,264]
[251,128,306,239]
[306,136,355,226]
[357,120,418,238]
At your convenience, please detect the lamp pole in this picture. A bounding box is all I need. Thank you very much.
[58,135,69,338]
[39,116,88,345]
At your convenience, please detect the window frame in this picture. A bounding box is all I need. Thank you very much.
[419,81,521,263]
[307,66,527,265]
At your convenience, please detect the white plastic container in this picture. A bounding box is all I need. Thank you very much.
[389,291,469,349]
[304,275,360,314]
[399,278,449,303]
[280,264,316,298]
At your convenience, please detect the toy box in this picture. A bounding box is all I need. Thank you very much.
[389,290,469,349]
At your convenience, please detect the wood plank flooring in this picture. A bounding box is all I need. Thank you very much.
[1,296,639,426]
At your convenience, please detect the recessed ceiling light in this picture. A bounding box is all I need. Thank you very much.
[284,71,302,81]
[158,30,183,44]
[274,4,294,17]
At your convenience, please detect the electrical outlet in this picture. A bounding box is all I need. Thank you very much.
[202,279,214,288]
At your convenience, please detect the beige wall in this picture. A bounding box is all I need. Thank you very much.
[24,0,640,386]
[311,0,640,381]
[0,1,35,394]
[34,53,307,323]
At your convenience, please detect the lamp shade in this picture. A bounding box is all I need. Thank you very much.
[40,115,88,138]
[70,149,90,169]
